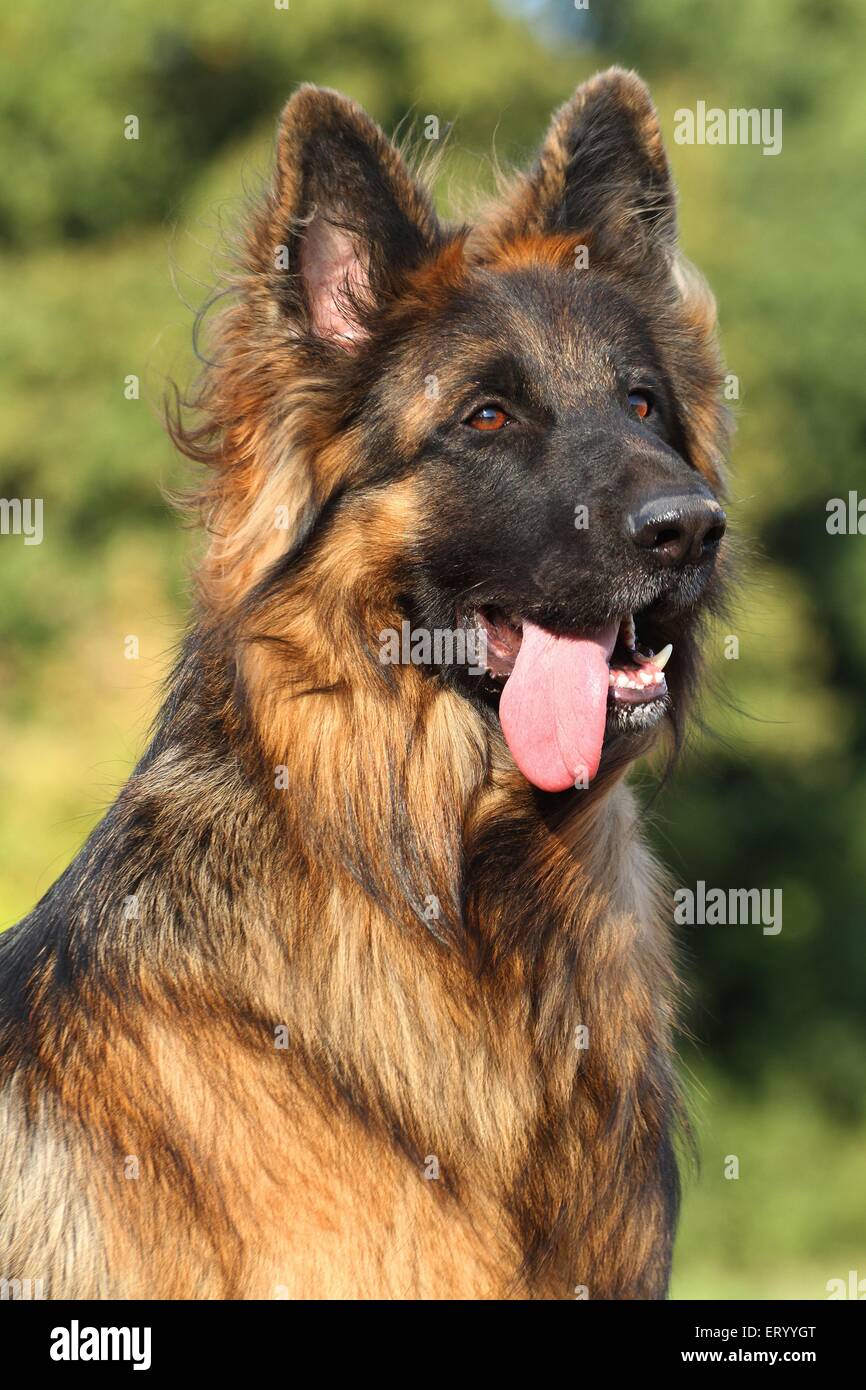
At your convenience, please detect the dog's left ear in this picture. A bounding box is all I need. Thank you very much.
[485,67,677,266]
[251,85,443,348]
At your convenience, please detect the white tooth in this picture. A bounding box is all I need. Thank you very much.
[621,613,636,650]
[653,643,673,671]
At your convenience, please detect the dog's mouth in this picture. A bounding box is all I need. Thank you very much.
[464,606,671,793]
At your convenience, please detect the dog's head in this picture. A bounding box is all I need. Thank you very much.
[184,69,731,796]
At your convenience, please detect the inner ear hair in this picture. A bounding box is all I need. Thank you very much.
[298,214,372,347]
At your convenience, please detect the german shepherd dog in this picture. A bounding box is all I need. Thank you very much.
[0,68,730,1300]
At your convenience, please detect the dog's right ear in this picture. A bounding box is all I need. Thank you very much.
[249,86,443,348]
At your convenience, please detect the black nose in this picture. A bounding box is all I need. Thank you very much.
[628,493,726,568]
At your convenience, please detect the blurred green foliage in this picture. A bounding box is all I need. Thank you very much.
[0,0,863,1298]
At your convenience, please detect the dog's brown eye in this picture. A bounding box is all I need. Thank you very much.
[466,404,510,431]
[628,390,652,420]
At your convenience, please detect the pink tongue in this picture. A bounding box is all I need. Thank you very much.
[499,620,619,792]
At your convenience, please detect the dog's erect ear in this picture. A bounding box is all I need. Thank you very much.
[485,68,677,265]
[252,85,443,347]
